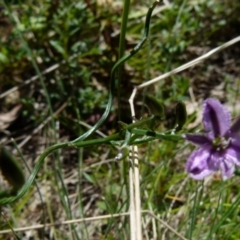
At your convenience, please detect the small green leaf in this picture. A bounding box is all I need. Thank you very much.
[49,40,66,55]
[175,101,187,131]
[144,94,165,118]
[83,172,96,184]
[0,147,25,191]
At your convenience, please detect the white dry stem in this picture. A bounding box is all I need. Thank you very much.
[137,36,240,89]
[129,36,240,113]
[133,145,142,239]
[128,92,142,239]
[128,145,142,240]
[129,154,136,240]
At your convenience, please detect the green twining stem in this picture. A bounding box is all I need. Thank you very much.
[0,127,181,204]
[0,1,161,205]
[0,115,183,205]
[71,1,160,143]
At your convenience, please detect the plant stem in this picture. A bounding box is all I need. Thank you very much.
[117,0,131,120]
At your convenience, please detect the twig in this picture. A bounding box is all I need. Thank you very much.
[137,36,240,89]
[0,210,187,240]
[0,212,130,234]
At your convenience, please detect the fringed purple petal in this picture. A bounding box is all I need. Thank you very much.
[186,145,215,180]
[203,99,231,139]
[225,136,240,166]
[185,134,210,146]
[220,160,235,180]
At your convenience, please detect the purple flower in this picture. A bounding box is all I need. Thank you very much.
[185,98,240,180]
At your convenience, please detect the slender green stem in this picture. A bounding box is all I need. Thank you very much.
[117,3,132,220]
[187,184,200,240]
[117,0,131,119]
[131,128,182,141]
[0,124,182,205]
[57,170,80,240]
[12,140,46,236]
